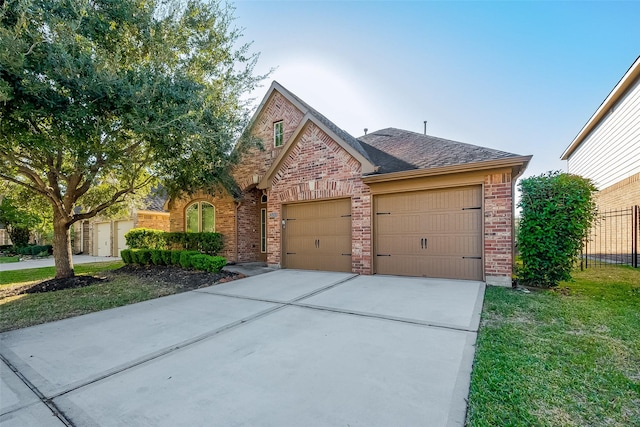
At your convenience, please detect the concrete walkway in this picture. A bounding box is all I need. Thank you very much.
[0,270,485,426]
[0,255,119,272]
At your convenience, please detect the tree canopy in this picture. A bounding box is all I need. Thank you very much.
[0,0,266,277]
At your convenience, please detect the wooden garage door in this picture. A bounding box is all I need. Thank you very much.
[283,199,352,272]
[374,186,483,280]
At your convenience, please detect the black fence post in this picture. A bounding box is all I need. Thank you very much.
[633,205,638,269]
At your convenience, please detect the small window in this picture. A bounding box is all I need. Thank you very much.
[186,202,215,233]
[261,194,268,204]
[260,208,267,253]
[274,121,284,147]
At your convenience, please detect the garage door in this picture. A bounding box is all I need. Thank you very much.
[283,199,352,272]
[374,186,483,280]
[96,222,112,257]
[116,220,134,257]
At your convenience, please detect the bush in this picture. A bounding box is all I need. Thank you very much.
[517,171,597,287]
[179,251,201,269]
[125,228,166,250]
[121,249,133,264]
[16,245,52,256]
[189,254,227,273]
[165,232,223,255]
[161,250,172,266]
[170,250,182,266]
[150,249,164,266]
[131,249,152,265]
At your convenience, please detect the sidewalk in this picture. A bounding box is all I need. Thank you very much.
[0,255,120,272]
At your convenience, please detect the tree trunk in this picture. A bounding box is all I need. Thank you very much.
[53,214,74,279]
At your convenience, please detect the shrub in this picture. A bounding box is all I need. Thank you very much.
[170,250,182,266]
[517,171,597,287]
[161,250,172,266]
[165,232,223,255]
[131,249,152,265]
[125,228,166,250]
[189,254,227,273]
[121,249,133,264]
[150,250,164,265]
[179,250,201,269]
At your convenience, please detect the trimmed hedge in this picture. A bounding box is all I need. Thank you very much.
[120,249,226,273]
[124,228,223,255]
[16,245,53,256]
[189,254,227,273]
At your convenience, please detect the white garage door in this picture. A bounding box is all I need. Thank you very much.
[116,220,134,257]
[96,222,112,257]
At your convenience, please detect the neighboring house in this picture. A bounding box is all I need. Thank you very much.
[561,55,640,209]
[561,56,640,265]
[168,82,531,286]
[73,192,169,257]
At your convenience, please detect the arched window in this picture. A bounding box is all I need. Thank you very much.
[186,202,215,233]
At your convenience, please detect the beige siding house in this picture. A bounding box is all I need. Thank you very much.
[561,55,640,209]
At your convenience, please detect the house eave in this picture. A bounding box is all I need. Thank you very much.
[361,156,532,184]
[561,55,640,161]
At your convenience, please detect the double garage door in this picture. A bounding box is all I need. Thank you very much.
[282,186,483,280]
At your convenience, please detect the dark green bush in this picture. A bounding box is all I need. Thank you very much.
[165,232,223,255]
[170,250,182,266]
[16,245,52,256]
[161,250,172,266]
[124,228,167,250]
[121,249,133,264]
[189,254,227,273]
[179,250,201,269]
[150,250,164,265]
[517,171,597,287]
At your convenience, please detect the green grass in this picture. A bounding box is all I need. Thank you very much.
[0,261,124,286]
[0,275,178,332]
[0,255,20,264]
[467,265,640,426]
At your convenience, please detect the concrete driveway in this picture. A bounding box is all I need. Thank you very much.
[0,270,485,427]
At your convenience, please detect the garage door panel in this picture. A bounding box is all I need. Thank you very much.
[284,199,351,273]
[375,186,483,280]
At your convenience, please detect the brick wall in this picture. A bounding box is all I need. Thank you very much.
[232,91,305,190]
[596,172,640,211]
[267,122,372,274]
[483,172,514,287]
[136,212,170,231]
[236,189,262,262]
[167,191,237,261]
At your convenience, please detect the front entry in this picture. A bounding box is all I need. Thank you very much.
[283,199,352,272]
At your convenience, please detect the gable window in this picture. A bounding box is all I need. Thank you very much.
[274,121,284,147]
[186,202,215,233]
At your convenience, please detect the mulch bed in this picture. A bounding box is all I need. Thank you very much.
[0,265,243,299]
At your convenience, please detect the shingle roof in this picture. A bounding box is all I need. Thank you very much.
[358,128,524,174]
[142,187,168,212]
[281,85,374,164]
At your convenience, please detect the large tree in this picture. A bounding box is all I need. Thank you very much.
[0,0,264,278]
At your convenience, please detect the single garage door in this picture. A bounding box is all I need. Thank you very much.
[374,186,483,280]
[96,222,112,257]
[283,199,352,272]
[116,220,134,257]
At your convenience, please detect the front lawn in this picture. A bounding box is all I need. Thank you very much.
[0,255,20,264]
[467,265,640,426]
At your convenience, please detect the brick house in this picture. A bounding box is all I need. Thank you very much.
[73,191,169,257]
[168,82,531,286]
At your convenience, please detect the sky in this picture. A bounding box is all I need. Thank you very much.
[233,0,639,184]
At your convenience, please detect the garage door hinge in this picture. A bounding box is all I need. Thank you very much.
[286,252,297,255]
[376,254,391,257]
[376,212,391,215]
[341,253,351,256]
[462,207,481,210]
[462,256,482,259]
[341,214,352,217]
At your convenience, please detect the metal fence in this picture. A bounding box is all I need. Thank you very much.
[582,205,639,269]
